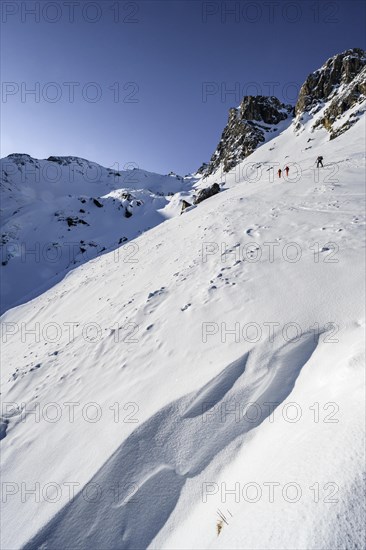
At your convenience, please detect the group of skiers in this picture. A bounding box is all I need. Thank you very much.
[277,166,290,178]
[277,156,324,179]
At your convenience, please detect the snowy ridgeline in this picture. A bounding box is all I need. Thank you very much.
[1,50,366,550]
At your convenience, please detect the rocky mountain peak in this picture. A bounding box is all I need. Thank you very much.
[198,95,293,177]
[295,48,366,139]
[239,95,293,124]
[295,48,366,115]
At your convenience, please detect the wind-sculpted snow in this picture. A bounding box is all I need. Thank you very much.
[25,332,320,550]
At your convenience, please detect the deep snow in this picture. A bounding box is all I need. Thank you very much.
[1,101,365,549]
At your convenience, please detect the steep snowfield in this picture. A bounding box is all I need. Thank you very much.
[0,155,193,314]
[1,112,365,549]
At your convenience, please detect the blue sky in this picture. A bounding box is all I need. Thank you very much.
[1,0,365,174]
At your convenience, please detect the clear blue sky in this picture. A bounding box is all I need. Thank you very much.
[1,0,365,174]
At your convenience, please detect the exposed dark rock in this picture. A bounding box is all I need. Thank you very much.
[7,153,34,162]
[314,66,366,138]
[295,48,366,115]
[193,183,220,205]
[92,198,103,208]
[239,96,293,123]
[0,418,9,441]
[295,48,366,138]
[46,156,96,169]
[66,216,89,227]
[196,163,208,176]
[47,156,63,164]
[180,200,192,214]
[121,192,133,201]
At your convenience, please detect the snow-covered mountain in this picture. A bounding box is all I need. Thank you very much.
[0,155,195,313]
[1,49,365,550]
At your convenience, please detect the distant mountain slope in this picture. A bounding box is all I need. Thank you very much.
[0,154,195,313]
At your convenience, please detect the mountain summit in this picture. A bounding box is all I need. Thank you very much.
[295,48,366,139]
[295,48,366,114]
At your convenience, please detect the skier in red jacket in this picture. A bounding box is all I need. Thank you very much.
[285,166,289,177]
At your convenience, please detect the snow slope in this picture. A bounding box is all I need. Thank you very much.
[1,112,365,548]
[0,155,194,314]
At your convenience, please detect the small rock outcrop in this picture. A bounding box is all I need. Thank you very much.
[193,183,220,204]
[180,199,192,214]
[92,198,103,208]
